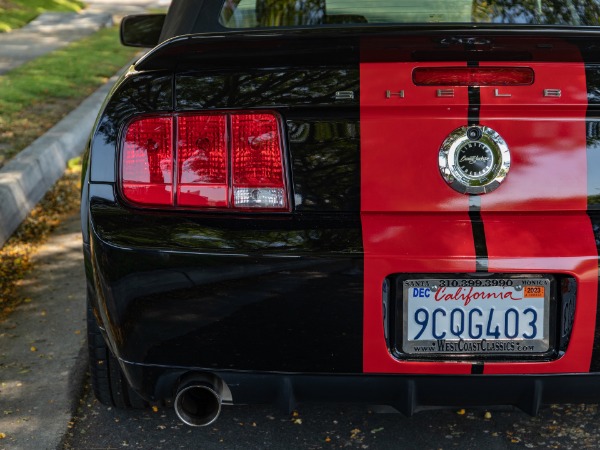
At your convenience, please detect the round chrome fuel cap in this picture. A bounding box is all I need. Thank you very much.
[439,125,510,195]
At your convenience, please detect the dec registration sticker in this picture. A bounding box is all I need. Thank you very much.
[402,278,551,355]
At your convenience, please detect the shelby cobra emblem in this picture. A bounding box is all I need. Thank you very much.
[439,125,511,194]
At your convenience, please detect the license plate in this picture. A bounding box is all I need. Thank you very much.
[402,277,550,355]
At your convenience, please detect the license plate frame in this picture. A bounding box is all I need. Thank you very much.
[391,274,557,360]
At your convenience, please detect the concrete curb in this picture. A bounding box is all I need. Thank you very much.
[0,75,120,248]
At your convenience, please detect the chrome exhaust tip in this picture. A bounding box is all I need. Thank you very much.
[174,381,222,427]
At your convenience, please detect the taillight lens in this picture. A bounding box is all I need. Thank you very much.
[120,112,288,211]
[177,115,228,208]
[122,117,173,206]
[412,67,534,86]
[231,114,286,209]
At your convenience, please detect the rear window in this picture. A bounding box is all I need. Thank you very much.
[220,0,600,28]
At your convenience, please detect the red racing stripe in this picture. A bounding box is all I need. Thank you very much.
[360,60,474,374]
[360,46,597,375]
[479,59,598,374]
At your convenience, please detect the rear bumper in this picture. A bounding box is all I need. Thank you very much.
[85,188,600,404]
[122,362,600,416]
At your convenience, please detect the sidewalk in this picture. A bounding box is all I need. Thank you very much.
[0,12,112,75]
[0,214,86,450]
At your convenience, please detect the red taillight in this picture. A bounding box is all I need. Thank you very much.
[177,115,228,208]
[122,117,173,206]
[120,112,288,211]
[412,67,534,86]
[231,114,286,209]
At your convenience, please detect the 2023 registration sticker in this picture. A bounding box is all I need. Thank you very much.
[402,278,551,355]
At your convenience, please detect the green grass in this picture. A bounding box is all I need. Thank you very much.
[0,0,84,33]
[0,26,139,165]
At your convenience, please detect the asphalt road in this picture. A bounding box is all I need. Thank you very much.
[63,383,600,449]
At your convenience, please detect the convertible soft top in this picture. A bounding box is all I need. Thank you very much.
[159,0,213,39]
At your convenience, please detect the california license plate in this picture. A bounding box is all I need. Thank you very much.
[402,277,551,355]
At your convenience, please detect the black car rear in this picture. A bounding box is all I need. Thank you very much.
[82,0,600,426]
